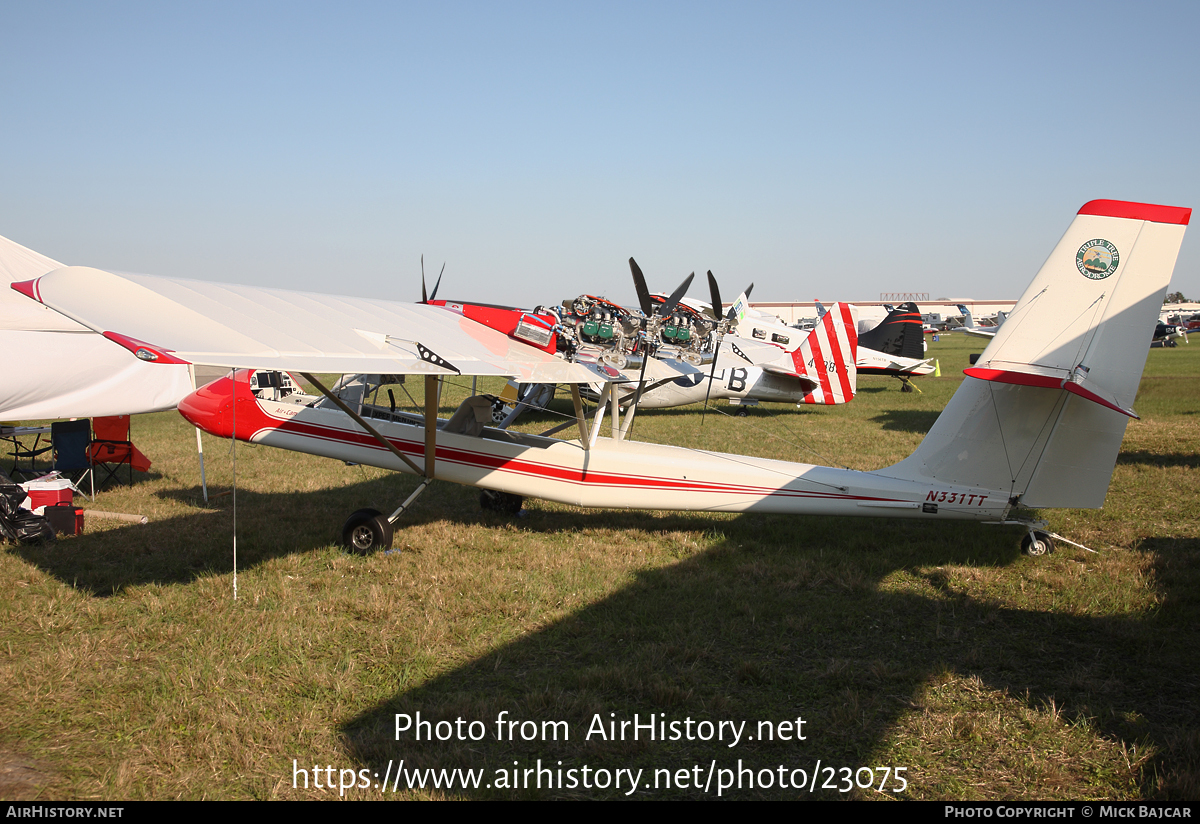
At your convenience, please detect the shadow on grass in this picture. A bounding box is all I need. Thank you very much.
[870,409,942,434]
[1116,451,1200,469]
[11,467,1198,798]
[333,515,1199,799]
[8,473,481,595]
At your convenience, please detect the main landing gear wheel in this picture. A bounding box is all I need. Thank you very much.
[735,407,749,417]
[901,380,914,393]
[480,490,524,514]
[341,508,394,553]
[1021,531,1054,557]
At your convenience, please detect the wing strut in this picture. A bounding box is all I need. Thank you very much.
[425,375,439,477]
[570,385,591,446]
[589,384,612,448]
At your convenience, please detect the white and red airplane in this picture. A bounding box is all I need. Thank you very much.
[11,199,1189,557]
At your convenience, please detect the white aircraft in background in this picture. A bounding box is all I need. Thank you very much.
[12,199,1189,558]
[600,298,858,412]
[740,299,936,394]
[446,270,858,418]
[956,304,1007,341]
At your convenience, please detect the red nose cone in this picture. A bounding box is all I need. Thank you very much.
[179,375,237,438]
[178,370,277,441]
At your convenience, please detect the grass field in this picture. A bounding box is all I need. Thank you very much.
[2,333,1198,799]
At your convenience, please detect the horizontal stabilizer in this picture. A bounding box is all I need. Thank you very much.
[964,365,1138,418]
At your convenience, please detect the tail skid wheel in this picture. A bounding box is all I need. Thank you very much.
[1021,530,1054,557]
[342,508,394,553]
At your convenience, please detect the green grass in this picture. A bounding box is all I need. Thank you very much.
[1,334,1198,799]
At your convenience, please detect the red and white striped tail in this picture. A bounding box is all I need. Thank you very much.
[793,302,858,405]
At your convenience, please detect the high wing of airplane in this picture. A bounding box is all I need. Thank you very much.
[12,199,1189,558]
[0,234,194,419]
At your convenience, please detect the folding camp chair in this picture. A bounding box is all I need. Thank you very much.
[51,419,94,500]
[86,415,140,490]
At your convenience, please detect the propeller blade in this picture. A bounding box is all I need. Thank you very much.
[629,258,654,317]
[657,272,695,318]
[430,262,445,302]
[706,270,723,322]
[421,255,427,303]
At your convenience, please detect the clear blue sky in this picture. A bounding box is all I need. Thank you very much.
[3,1,1198,307]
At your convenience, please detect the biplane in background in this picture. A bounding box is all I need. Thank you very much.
[1151,321,1189,348]
[12,200,1189,559]
[427,264,858,417]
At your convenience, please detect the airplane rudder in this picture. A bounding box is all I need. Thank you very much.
[883,200,1190,506]
[793,302,857,404]
[979,200,1189,407]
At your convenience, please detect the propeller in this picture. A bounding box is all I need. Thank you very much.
[700,271,753,422]
[420,255,446,303]
[700,272,753,422]
[623,259,694,435]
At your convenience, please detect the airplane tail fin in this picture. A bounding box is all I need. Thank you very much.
[956,304,976,329]
[793,302,858,405]
[883,200,1189,508]
[858,302,924,360]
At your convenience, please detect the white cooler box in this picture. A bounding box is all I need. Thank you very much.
[19,477,75,515]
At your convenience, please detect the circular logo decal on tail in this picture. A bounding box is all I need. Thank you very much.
[1076,239,1120,280]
